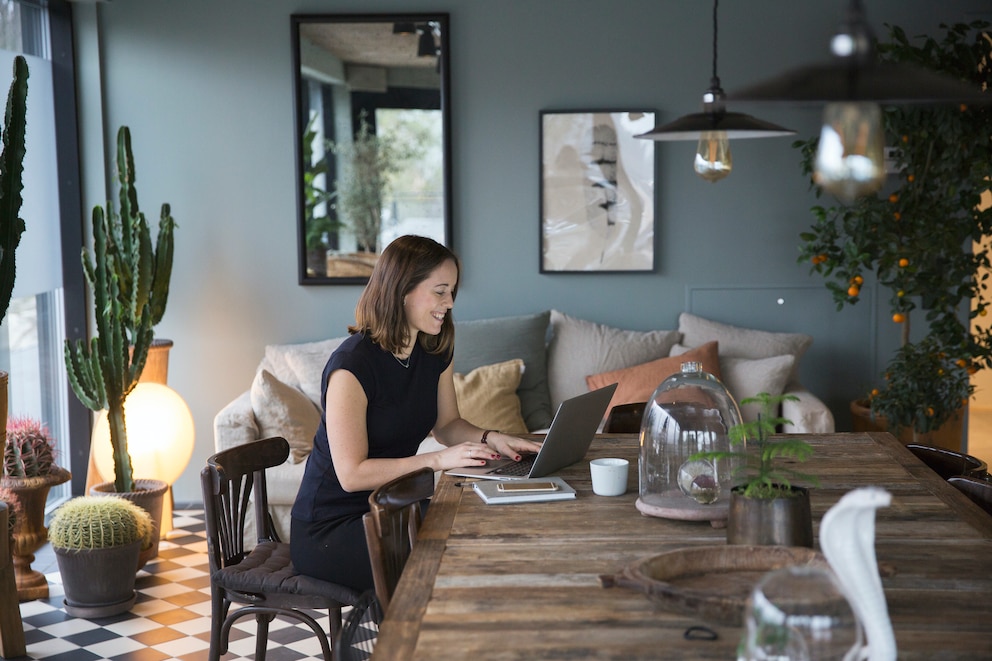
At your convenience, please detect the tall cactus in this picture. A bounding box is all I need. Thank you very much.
[0,55,29,328]
[64,126,175,493]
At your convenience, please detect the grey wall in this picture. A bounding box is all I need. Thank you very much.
[70,0,992,502]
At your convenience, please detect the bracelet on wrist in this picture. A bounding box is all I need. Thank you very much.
[481,429,498,445]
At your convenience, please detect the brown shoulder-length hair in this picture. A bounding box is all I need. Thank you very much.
[349,235,460,357]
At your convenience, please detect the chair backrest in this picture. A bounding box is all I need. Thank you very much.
[333,589,383,661]
[604,402,646,433]
[363,467,435,611]
[948,476,992,516]
[906,444,988,481]
[200,436,290,572]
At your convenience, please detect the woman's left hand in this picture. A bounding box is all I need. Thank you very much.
[481,431,543,462]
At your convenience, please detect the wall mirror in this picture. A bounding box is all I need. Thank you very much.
[292,13,452,284]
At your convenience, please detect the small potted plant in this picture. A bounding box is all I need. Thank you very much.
[1,416,71,599]
[693,393,818,547]
[48,496,153,618]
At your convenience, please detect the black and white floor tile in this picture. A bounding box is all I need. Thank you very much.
[13,510,333,661]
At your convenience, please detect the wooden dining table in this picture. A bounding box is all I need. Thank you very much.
[372,432,992,660]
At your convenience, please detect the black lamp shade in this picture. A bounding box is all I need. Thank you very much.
[728,60,989,105]
[417,29,437,57]
[636,110,795,141]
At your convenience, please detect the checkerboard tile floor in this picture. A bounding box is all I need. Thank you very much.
[15,510,335,661]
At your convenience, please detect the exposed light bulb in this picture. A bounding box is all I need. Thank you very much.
[813,102,886,203]
[694,131,732,182]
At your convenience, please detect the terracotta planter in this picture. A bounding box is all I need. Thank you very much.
[727,485,814,548]
[850,399,964,452]
[1,467,72,600]
[90,478,167,570]
[54,540,141,618]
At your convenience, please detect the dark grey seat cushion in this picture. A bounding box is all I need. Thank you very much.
[214,540,359,604]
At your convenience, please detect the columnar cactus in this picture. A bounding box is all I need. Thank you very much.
[3,416,57,478]
[47,496,152,551]
[0,55,28,328]
[63,126,175,493]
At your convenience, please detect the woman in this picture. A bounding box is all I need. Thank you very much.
[290,235,541,592]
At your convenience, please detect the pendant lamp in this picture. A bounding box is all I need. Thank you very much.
[636,0,794,183]
[727,0,989,202]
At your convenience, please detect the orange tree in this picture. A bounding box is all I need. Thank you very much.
[795,21,992,437]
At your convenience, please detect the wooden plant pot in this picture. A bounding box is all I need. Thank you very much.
[727,485,813,548]
[54,540,141,618]
[850,399,964,453]
[1,467,72,600]
[90,478,167,570]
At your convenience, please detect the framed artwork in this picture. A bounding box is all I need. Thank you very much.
[540,110,656,273]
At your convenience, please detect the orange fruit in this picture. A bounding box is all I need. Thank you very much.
[893,212,902,221]
[853,275,864,285]
[897,290,905,297]
[907,174,915,183]
[889,193,899,203]
[901,135,909,143]
[848,285,860,297]
[892,313,906,323]
[956,359,968,368]
[898,258,909,268]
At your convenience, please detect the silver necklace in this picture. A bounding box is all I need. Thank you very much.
[394,353,411,369]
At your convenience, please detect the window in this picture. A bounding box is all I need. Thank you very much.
[1,0,85,510]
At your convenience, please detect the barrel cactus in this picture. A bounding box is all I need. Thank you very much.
[48,496,152,551]
[3,416,57,478]
[0,486,20,532]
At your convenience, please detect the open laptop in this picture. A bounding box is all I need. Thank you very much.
[446,382,618,481]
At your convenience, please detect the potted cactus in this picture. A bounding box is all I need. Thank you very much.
[1,416,71,599]
[48,496,153,617]
[63,126,174,563]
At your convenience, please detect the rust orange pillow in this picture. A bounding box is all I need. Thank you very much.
[585,341,721,413]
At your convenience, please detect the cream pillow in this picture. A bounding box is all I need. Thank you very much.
[677,312,811,382]
[250,369,321,463]
[454,359,528,434]
[547,310,681,409]
[719,354,796,423]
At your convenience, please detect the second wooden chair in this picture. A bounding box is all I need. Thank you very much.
[363,467,435,611]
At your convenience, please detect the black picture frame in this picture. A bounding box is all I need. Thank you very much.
[292,13,453,285]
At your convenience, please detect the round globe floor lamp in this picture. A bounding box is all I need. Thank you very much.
[83,340,194,538]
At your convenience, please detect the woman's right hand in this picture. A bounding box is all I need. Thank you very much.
[433,441,501,470]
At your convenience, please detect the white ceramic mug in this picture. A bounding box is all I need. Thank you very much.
[590,458,629,496]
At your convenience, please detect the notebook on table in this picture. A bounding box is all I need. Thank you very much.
[445,382,618,481]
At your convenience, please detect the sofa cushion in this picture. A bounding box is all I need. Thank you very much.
[454,311,552,431]
[250,369,320,463]
[548,310,680,411]
[719,354,796,422]
[262,336,348,405]
[677,312,811,382]
[454,359,528,434]
[585,341,720,413]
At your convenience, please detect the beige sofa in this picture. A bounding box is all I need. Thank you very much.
[213,310,834,539]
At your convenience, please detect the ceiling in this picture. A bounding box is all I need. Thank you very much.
[300,21,439,69]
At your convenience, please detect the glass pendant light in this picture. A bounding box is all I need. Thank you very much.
[636,0,793,183]
[813,102,885,202]
[727,0,988,202]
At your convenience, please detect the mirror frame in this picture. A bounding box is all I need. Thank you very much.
[292,13,452,285]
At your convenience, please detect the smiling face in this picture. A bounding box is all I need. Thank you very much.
[404,258,458,343]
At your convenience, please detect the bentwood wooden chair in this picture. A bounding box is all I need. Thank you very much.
[906,444,988,481]
[363,467,435,611]
[201,436,362,661]
[0,501,26,659]
[333,589,384,661]
[604,402,647,433]
[948,475,992,516]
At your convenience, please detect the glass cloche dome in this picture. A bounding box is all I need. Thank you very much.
[636,361,743,526]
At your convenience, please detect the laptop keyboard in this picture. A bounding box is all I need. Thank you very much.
[492,455,536,476]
